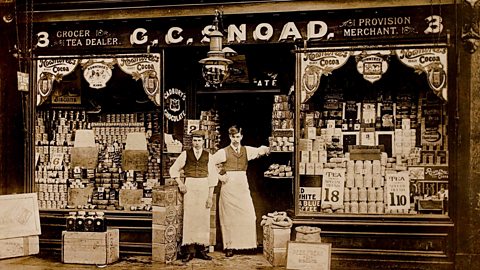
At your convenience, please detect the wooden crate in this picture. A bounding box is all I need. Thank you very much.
[0,236,39,259]
[152,206,178,225]
[152,224,177,244]
[152,242,177,263]
[262,225,291,267]
[62,229,119,265]
[263,225,291,249]
[263,247,287,267]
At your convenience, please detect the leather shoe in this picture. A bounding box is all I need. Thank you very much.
[225,249,234,257]
[196,250,212,260]
[182,253,194,263]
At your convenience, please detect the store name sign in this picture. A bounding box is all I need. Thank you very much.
[130,20,333,46]
[34,5,450,50]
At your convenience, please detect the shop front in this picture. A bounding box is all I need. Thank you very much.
[26,1,457,268]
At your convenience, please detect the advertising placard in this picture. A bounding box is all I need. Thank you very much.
[299,187,321,212]
[385,171,410,212]
[321,168,345,209]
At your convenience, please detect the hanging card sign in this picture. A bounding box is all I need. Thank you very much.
[355,51,390,83]
[395,48,448,101]
[385,171,410,213]
[300,51,350,102]
[117,54,161,106]
[164,88,186,122]
[321,168,345,210]
[36,58,78,105]
[80,59,115,89]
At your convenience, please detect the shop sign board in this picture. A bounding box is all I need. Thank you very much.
[32,5,452,52]
[321,168,345,209]
[385,171,410,212]
[286,241,331,270]
[298,187,321,212]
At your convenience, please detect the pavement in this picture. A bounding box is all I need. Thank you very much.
[0,252,285,270]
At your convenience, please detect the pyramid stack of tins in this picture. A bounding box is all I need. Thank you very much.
[261,211,293,267]
[295,226,322,242]
[344,157,386,214]
[152,184,183,263]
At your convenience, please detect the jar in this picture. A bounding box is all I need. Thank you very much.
[75,211,86,231]
[94,212,106,232]
[84,212,95,232]
[66,212,77,231]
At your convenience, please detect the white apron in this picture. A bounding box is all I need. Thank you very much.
[182,177,210,246]
[219,171,257,250]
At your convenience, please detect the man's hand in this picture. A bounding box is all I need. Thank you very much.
[260,145,270,156]
[178,183,187,194]
[205,196,213,208]
[219,174,229,184]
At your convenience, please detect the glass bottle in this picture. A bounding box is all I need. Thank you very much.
[94,212,106,232]
[84,212,95,232]
[75,211,86,232]
[66,212,77,231]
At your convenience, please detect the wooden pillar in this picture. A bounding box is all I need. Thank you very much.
[0,2,26,195]
[456,0,480,269]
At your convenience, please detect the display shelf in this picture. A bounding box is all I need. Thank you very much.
[264,176,294,179]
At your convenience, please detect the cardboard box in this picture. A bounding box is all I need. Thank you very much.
[0,236,39,259]
[62,229,119,265]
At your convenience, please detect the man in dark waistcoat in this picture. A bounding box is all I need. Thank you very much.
[169,130,218,262]
[212,126,270,257]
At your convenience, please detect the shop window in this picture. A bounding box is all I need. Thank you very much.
[34,54,162,211]
[295,47,449,216]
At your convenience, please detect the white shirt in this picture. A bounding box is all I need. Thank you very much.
[169,148,219,187]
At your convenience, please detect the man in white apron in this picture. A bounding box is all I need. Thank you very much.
[213,126,269,257]
[169,130,218,262]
